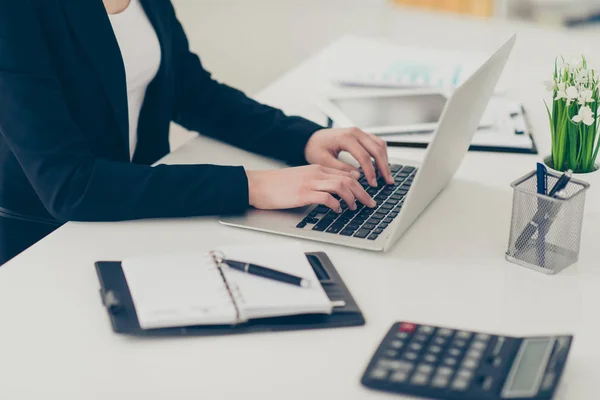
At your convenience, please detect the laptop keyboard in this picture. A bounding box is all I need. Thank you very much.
[296,164,417,240]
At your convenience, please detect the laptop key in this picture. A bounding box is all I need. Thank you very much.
[313,219,335,231]
[390,165,403,173]
[379,222,389,229]
[340,229,355,236]
[374,228,384,234]
[386,199,399,205]
[369,214,383,221]
[346,223,361,230]
[304,217,319,224]
[353,215,368,222]
[362,223,376,230]
[380,204,393,210]
[383,218,394,224]
[296,221,307,228]
[368,234,379,240]
[354,229,370,239]
[404,166,415,173]
[326,224,344,234]
[314,205,329,213]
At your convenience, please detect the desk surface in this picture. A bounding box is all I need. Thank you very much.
[1,6,599,400]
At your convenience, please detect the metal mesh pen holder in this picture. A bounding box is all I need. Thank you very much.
[505,170,590,274]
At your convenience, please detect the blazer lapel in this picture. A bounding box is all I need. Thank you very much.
[60,0,129,153]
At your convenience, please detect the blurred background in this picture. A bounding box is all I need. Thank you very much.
[169,0,600,147]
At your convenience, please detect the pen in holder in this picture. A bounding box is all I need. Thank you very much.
[505,170,590,274]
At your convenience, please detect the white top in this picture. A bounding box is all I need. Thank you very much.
[108,0,161,160]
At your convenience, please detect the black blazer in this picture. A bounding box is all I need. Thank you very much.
[0,0,321,225]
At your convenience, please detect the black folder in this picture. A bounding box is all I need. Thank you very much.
[95,252,365,336]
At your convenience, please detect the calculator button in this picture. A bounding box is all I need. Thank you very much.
[462,358,478,370]
[482,376,494,391]
[456,331,472,340]
[457,369,473,380]
[390,340,404,349]
[438,328,454,337]
[376,359,403,370]
[429,345,442,354]
[466,349,483,360]
[424,354,437,364]
[475,333,490,341]
[385,349,398,358]
[437,366,454,376]
[418,325,434,334]
[443,357,458,366]
[431,376,450,388]
[369,368,388,380]
[452,377,470,391]
[404,352,418,361]
[390,371,409,383]
[416,364,434,374]
[399,322,417,333]
[448,348,461,357]
[409,343,423,352]
[453,340,467,348]
[396,332,409,340]
[471,341,487,351]
[433,337,446,346]
[414,334,429,342]
[411,373,430,386]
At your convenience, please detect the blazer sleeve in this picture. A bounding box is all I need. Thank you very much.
[0,1,249,222]
[167,2,323,166]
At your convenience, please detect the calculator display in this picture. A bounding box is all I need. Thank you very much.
[503,338,555,398]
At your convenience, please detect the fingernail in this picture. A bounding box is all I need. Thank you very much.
[350,203,357,210]
[370,179,377,187]
[370,200,377,207]
[351,170,361,179]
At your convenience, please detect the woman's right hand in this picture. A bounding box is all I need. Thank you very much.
[246,165,377,213]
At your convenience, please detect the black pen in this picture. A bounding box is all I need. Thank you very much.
[548,170,572,197]
[515,170,572,251]
[222,259,311,288]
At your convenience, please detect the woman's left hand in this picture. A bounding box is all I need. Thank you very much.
[304,127,394,187]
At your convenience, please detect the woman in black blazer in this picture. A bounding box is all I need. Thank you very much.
[0,0,393,265]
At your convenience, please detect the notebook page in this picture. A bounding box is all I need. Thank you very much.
[215,244,333,320]
[122,253,238,329]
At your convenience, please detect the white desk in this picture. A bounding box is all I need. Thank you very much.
[1,7,599,400]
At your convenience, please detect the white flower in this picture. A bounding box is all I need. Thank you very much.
[545,80,557,92]
[578,89,595,105]
[573,105,595,126]
[576,69,589,84]
[556,84,579,105]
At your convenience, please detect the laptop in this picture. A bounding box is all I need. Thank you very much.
[220,35,516,252]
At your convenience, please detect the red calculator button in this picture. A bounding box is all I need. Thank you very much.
[399,323,417,333]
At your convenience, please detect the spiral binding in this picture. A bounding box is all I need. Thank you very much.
[208,251,245,323]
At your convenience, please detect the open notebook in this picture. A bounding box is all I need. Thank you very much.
[121,244,333,330]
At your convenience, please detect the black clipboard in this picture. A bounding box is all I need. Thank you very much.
[95,252,365,336]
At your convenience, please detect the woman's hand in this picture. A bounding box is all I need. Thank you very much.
[246,165,377,213]
[304,127,394,187]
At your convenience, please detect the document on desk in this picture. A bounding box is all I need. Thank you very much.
[326,36,508,93]
[121,244,332,330]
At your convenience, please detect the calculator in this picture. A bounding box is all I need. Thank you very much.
[361,322,572,400]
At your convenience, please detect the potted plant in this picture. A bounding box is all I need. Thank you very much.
[545,56,600,174]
